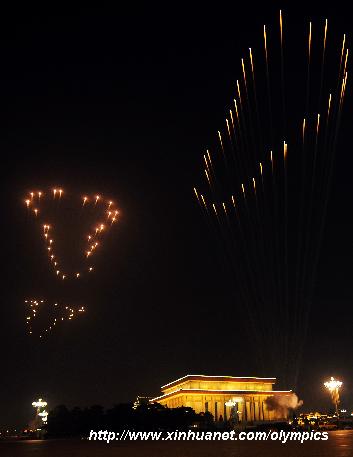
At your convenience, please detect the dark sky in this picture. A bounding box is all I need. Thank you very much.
[1,4,352,427]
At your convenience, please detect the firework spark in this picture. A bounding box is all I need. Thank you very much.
[23,188,120,280]
[193,12,348,387]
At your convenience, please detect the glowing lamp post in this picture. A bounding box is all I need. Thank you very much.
[32,398,48,427]
[324,377,342,417]
[225,397,243,424]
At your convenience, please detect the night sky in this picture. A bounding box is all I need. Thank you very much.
[1,4,352,427]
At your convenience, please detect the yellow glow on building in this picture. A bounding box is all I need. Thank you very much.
[151,374,292,422]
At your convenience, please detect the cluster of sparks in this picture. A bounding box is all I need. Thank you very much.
[24,189,119,280]
[25,299,85,338]
[194,12,348,387]
[23,188,119,339]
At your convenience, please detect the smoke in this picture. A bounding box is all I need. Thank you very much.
[265,393,303,418]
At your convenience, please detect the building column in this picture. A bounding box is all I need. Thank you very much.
[238,399,244,423]
[254,398,258,421]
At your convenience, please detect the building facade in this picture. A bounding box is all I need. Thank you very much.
[151,374,292,422]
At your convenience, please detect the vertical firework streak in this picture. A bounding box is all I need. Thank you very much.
[194,14,348,388]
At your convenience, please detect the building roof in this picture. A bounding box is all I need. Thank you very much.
[161,374,277,391]
[152,388,292,403]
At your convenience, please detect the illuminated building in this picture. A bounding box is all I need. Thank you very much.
[133,396,153,409]
[151,375,292,422]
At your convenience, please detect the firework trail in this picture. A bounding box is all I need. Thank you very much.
[194,13,348,388]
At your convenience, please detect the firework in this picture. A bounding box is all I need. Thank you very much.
[25,299,85,339]
[23,188,119,280]
[193,13,348,387]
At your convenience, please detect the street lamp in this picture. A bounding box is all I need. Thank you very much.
[324,377,342,417]
[32,398,48,426]
[225,397,243,424]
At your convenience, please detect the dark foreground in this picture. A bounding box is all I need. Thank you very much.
[1,430,352,457]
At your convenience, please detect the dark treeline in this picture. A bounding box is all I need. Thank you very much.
[46,402,214,437]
